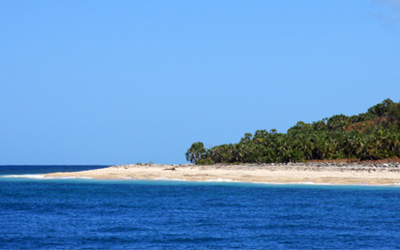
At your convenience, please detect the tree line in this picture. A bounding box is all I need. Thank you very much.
[186,99,400,164]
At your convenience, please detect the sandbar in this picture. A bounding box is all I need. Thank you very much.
[44,163,400,186]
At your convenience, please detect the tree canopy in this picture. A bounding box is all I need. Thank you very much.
[186,99,400,164]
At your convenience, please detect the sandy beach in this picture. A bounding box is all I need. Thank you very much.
[44,163,400,186]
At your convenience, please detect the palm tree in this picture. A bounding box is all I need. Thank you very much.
[185,142,207,164]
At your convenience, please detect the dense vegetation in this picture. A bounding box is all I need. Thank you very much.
[186,99,400,165]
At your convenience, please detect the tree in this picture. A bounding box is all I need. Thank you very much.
[368,98,394,117]
[388,102,400,126]
[210,144,234,163]
[185,142,207,164]
[186,99,400,164]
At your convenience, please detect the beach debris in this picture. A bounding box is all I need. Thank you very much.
[163,167,176,171]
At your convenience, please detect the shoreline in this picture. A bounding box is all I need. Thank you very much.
[44,163,400,186]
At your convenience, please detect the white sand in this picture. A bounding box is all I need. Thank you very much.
[44,164,400,186]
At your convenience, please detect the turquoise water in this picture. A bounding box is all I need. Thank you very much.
[1,166,400,249]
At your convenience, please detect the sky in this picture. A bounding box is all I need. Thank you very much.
[1,0,400,165]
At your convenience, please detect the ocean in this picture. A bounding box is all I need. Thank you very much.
[1,165,400,249]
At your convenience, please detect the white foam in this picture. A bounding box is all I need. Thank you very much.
[205,178,235,182]
[1,174,47,179]
[1,174,93,180]
[254,181,333,186]
[295,182,317,185]
[153,177,187,181]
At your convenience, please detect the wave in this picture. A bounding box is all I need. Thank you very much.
[253,181,333,186]
[154,177,235,183]
[153,177,187,181]
[1,174,47,179]
[205,178,235,182]
[3,174,400,188]
[252,181,400,187]
[0,174,93,180]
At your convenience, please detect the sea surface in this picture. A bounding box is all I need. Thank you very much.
[1,165,400,249]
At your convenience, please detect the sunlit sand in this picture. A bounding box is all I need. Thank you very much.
[45,164,400,186]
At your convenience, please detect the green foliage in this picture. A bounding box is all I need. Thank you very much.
[368,98,394,117]
[196,158,215,165]
[186,99,400,164]
[327,114,349,131]
[185,142,208,164]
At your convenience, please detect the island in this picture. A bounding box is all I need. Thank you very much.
[46,99,400,186]
[44,162,400,186]
[185,99,400,165]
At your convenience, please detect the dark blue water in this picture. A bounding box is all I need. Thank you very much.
[1,166,400,249]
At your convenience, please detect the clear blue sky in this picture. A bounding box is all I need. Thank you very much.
[1,0,399,165]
